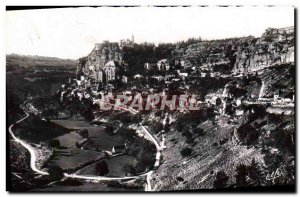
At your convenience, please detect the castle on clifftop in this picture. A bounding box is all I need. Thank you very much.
[76,36,134,84]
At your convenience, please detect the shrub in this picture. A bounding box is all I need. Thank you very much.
[50,139,60,148]
[80,129,89,138]
[248,159,263,186]
[123,163,136,176]
[104,125,115,135]
[181,147,192,157]
[176,177,184,182]
[194,127,205,136]
[235,164,248,187]
[237,124,259,145]
[152,122,164,134]
[48,165,64,181]
[95,161,109,176]
[213,170,229,188]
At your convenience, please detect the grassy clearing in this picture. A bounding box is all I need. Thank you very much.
[105,156,137,177]
[84,128,125,151]
[48,148,104,172]
[51,120,95,129]
[55,132,82,147]
[49,119,127,172]
[76,155,136,177]
[52,119,125,151]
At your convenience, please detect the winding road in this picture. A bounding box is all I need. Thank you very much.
[9,109,162,191]
[9,112,49,176]
[258,81,265,100]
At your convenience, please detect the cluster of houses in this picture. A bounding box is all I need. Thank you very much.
[255,89,294,106]
[203,84,295,117]
[144,59,171,71]
[64,39,295,121]
[75,40,230,102]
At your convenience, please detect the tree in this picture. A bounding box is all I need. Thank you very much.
[237,124,259,145]
[48,165,64,180]
[213,170,229,188]
[140,151,155,167]
[248,158,263,186]
[80,129,89,138]
[152,122,164,134]
[42,108,58,118]
[95,161,109,176]
[235,164,248,187]
[50,139,60,148]
[180,147,192,157]
[194,127,205,136]
[123,163,136,176]
[105,125,114,135]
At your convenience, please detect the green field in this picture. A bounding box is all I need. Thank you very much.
[48,148,104,171]
[49,119,128,172]
[76,155,137,177]
[52,119,125,151]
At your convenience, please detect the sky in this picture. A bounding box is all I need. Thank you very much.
[6,6,294,59]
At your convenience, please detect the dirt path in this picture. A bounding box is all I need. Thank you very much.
[9,112,49,176]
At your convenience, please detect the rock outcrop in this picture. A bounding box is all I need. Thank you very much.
[232,26,294,74]
[75,27,294,80]
[171,26,294,74]
[76,42,123,82]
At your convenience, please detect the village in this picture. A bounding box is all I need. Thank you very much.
[6,5,296,192]
[7,34,295,191]
[44,36,294,171]
[58,38,294,121]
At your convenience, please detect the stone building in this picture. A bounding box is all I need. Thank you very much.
[120,35,134,48]
[77,41,123,84]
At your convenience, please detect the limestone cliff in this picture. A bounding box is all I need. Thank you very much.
[76,42,123,81]
[232,27,294,74]
[171,26,294,74]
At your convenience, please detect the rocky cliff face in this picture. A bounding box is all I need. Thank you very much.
[232,27,294,74]
[171,37,241,71]
[76,27,294,78]
[171,26,294,74]
[76,42,122,78]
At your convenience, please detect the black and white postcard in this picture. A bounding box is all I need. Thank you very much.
[6,6,295,192]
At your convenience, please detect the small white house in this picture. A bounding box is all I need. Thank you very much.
[157,59,170,70]
[134,74,143,79]
[77,92,83,100]
[235,109,244,116]
[74,79,82,86]
[179,72,188,77]
[177,70,188,77]
[236,98,242,107]
[122,76,128,83]
[123,90,132,95]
